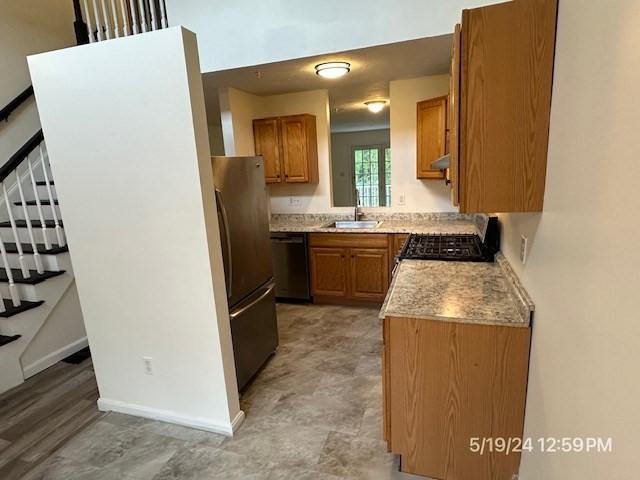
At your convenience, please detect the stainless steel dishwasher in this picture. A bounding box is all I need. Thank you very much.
[270,232,311,301]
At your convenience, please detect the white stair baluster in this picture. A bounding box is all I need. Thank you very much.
[39,146,65,248]
[26,158,52,251]
[92,0,104,41]
[128,0,139,34]
[149,0,158,30]
[120,0,130,36]
[0,232,21,308]
[110,0,120,37]
[16,168,44,274]
[160,0,168,28]
[100,0,112,39]
[137,0,148,32]
[82,0,95,43]
[2,182,29,279]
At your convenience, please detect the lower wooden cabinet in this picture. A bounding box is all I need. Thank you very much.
[349,248,389,301]
[383,316,531,480]
[309,233,390,303]
[308,247,348,297]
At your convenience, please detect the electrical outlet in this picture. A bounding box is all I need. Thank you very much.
[143,357,153,375]
[398,193,406,206]
[289,197,301,206]
[520,235,528,264]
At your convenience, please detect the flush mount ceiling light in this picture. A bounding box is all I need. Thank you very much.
[365,100,387,113]
[315,62,350,79]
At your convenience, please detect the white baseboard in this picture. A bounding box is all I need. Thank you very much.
[22,336,89,379]
[231,409,245,433]
[97,397,243,437]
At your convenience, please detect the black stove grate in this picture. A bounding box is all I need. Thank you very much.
[399,234,493,262]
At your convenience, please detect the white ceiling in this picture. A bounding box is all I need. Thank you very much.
[202,34,453,133]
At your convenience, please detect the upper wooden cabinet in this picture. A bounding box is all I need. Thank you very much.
[253,118,282,183]
[416,96,447,179]
[253,114,318,184]
[451,0,558,212]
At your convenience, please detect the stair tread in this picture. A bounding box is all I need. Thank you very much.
[0,269,65,285]
[0,219,63,228]
[0,299,44,318]
[35,181,54,186]
[0,334,21,347]
[4,243,68,255]
[14,199,59,206]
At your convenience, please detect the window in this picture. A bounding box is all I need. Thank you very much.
[353,146,391,207]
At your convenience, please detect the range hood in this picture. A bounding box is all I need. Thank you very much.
[430,153,450,170]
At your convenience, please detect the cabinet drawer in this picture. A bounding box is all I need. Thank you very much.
[309,233,389,249]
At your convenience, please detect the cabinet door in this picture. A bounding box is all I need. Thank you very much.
[281,115,310,182]
[459,0,557,212]
[450,24,462,206]
[309,247,348,297]
[253,118,282,184]
[394,234,409,256]
[416,96,447,179]
[349,248,389,301]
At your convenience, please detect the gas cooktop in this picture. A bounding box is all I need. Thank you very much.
[399,233,495,262]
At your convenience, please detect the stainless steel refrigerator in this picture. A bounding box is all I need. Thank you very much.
[211,156,279,392]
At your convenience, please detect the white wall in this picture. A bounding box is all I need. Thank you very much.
[221,76,456,214]
[331,129,390,207]
[219,87,333,214]
[28,27,242,435]
[165,0,503,73]
[498,1,640,478]
[389,75,456,212]
[262,90,333,213]
[219,87,265,156]
[0,0,75,164]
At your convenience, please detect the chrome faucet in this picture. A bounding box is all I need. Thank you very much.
[354,188,362,221]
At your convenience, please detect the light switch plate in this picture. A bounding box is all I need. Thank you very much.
[289,197,301,206]
[398,193,406,206]
[520,235,528,264]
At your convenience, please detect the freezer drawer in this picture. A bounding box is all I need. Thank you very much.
[229,279,279,391]
[271,232,311,301]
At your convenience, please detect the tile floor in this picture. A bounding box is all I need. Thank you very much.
[30,303,426,479]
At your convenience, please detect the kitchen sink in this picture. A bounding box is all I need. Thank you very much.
[328,220,382,229]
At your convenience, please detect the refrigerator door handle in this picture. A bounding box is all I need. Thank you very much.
[215,188,233,298]
[230,280,276,320]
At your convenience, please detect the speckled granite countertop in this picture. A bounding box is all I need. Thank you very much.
[379,253,534,327]
[270,213,480,235]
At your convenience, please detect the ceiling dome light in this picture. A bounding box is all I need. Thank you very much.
[365,100,387,113]
[315,62,350,79]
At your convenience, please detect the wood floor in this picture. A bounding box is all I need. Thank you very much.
[0,358,102,479]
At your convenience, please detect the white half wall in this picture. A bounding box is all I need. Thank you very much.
[28,27,241,435]
[498,1,640,477]
[164,0,504,73]
[0,0,75,165]
[389,75,456,212]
